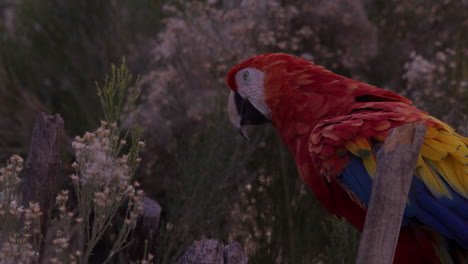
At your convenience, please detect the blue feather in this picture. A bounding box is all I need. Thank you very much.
[340,153,468,248]
[412,177,468,248]
[341,154,373,205]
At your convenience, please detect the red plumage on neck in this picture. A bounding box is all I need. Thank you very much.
[226,53,412,137]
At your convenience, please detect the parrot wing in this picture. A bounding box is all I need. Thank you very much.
[308,101,468,248]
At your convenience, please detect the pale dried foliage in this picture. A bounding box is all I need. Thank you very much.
[138,0,378,150]
[0,155,42,264]
[138,0,468,140]
[69,121,145,264]
[382,0,468,133]
[402,50,468,132]
[403,53,438,90]
[228,172,276,256]
[228,167,330,263]
[0,121,145,264]
[72,123,132,186]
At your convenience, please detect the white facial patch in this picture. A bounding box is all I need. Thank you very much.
[235,67,271,118]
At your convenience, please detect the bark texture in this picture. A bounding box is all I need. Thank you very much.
[21,113,64,237]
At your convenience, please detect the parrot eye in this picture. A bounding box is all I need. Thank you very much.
[242,71,249,81]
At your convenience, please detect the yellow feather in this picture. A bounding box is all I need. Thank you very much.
[353,136,371,151]
[415,156,451,198]
[441,123,456,134]
[421,142,448,161]
[435,131,464,147]
[344,136,372,158]
[459,134,468,146]
[425,138,459,153]
[373,134,386,142]
[425,126,439,139]
[449,150,468,165]
[430,157,468,197]
[428,116,456,133]
[451,141,468,154]
[453,162,468,197]
[362,156,377,178]
[416,154,425,168]
[344,136,376,177]
[344,140,360,157]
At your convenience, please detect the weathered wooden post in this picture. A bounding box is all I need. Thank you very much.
[356,123,427,264]
[21,113,64,238]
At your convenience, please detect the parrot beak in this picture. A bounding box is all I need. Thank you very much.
[227,91,270,140]
[228,91,249,139]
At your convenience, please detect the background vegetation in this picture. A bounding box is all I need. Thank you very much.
[0,0,467,263]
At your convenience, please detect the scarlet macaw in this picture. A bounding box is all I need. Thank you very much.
[226,53,468,263]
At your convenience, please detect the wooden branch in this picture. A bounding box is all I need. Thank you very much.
[177,239,248,264]
[21,113,64,237]
[356,123,426,264]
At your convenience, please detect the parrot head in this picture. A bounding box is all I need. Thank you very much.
[225,53,300,139]
[226,53,412,139]
[226,53,320,139]
[225,57,271,139]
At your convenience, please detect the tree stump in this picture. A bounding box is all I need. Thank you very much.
[21,113,64,238]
